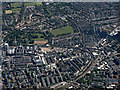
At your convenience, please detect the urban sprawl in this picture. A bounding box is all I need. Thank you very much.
[1,2,120,89]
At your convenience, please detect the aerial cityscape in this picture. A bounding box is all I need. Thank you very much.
[1,2,120,89]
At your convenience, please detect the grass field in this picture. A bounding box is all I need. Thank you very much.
[24,2,42,7]
[11,3,21,8]
[5,10,12,14]
[0,11,2,14]
[46,9,52,16]
[36,2,43,5]
[50,26,74,36]
[11,8,21,14]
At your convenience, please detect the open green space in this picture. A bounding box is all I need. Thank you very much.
[11,8,21,14]
[4,30,47,46]
[50,25,74,36]
[46,9,52,16]
[0,11,2,14]
[36,2,43,5]
[11,3,22,8]
[24,2,42,7]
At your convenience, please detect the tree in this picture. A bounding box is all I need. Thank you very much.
[29,40,34,44]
